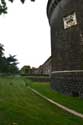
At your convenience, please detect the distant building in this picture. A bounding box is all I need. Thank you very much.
[20,57,52,76]
[20,65,31,75]
[32,56,52,76]
[40,56,52,75]
[47,0,83,97]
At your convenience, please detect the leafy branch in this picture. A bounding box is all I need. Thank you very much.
[0,0,35,15]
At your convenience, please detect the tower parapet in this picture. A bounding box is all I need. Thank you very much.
[47,0,61,24]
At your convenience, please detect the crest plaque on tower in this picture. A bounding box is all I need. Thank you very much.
[63,12,77,29]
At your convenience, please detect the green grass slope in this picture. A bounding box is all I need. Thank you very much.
[0,77,83,125]
[30,81,83,114]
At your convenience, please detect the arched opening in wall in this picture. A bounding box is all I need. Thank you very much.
[72,91,79,97]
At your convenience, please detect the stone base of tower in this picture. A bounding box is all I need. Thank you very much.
[51,71,83,98]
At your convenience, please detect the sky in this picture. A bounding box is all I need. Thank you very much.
[0,0,51,69]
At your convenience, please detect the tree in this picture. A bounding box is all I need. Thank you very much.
[0,0,35,15]
[0,43,19,74]
[0,43,4,72]
[0,0,7,15]
[9,0,35,3]
[7,55,17,65]
[7,54,19,74]
[0,43,4,57]
[0,56,8,73]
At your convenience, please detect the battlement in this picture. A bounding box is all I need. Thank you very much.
[47,0,61,24]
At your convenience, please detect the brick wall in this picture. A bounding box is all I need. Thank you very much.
[47,0,83,97]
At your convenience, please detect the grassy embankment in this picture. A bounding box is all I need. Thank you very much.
[0,76,83,125]
[28,80,83,114]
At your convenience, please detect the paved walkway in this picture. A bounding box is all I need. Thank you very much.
[29,87,83,119]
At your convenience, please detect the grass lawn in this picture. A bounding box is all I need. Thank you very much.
[0,77,83,125]
[29,80,83,114]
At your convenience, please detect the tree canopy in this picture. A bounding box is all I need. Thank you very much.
[0,43,19,74]
[0,0,35,15]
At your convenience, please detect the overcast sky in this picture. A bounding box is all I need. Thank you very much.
[0,0,51,69]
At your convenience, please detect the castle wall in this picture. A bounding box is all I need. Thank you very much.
[47,0,83,97]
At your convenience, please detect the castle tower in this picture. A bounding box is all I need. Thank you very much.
[47,0,83,97]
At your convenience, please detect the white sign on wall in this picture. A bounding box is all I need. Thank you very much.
[63,12,77,29]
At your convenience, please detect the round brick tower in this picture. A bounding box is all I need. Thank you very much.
[47,0,83,97]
